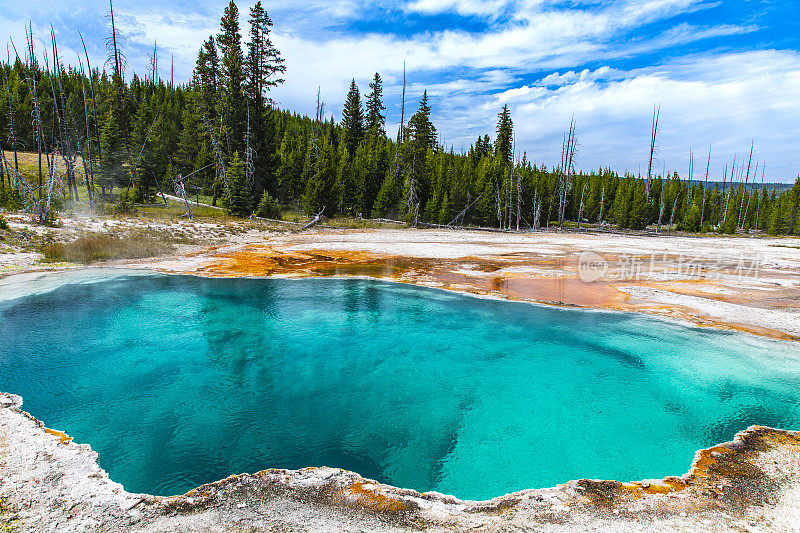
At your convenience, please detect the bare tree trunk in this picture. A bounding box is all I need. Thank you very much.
[398,62,406,144]
[755,165,765,231]
[78,55,95,207]
[577,182,588,229]
[109,0,121,79]
[738,141,754,230]
[79,31,102,163]
[26,23,46,213]
[685,149,693,219]
[646,104,660,198]
[743,160,758,231]
[720,164,728,224]
[558,118,576,230]
[598,185,605,224]
[670,175,679,228]
[516,159,521,231]
[4,65,20,177]
[700,144,710,226]
[657,175,665,232]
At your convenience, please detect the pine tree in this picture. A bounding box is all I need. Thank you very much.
[245,1,285,109]
[684,203,701,232]
[628,180,649,230]
[241,1,286,203]
[336,140,358,215]
[341,79,364,155]
[407,90,436,152]
[276,119,307,201]
[217,1,247,156]
[495,104,513,163]
[98,108,128,194]
[225,152,251,216]
[365,72,385,137]
[195,36,220,119]
[304,135,337,215]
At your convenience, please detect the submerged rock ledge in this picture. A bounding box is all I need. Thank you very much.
[1,391,799,532]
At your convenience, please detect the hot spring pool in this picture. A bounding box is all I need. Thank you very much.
[1,272,799,500]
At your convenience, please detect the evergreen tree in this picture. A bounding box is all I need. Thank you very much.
[194,36,220,119]
[98,108,127,195]
[341,79,364,155]
[245,1,285,109]
[628,179,649,229]
[683,203,701,232]
[276,119,307,201]
[495,104,513,163]
[372,173,400,217]
[336,140,358,215]
[365,72,385,136]
[304,135,337,215]
[407,90,436,152]
[244,0,285,202]
[225,151,251,216]
[217,1,247,156]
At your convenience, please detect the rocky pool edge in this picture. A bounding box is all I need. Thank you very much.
[1,391,799,532]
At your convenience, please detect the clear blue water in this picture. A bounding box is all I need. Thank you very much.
[1,274,799,500]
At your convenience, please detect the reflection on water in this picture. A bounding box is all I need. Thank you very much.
[1,275,799,500]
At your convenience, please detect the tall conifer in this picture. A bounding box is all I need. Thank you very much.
[365,72,385,136]
[341,79,364,155]
[495,104,513,163]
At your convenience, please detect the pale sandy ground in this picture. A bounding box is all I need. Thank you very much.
[143,227,800,339]
[3,216,800,531]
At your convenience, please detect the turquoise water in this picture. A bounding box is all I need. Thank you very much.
[1,274,799,500]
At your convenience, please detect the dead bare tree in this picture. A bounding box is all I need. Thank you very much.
[245,106,255,189]
[577,182,588,229]
[302,207,325,229]
[534,191,542,230]
[447,193,481,227]
[515,150,521,231]
[669,166,680,228]
[1,149,41,217]
[25,23,45,196]
[108,0,123,81]
[700,144,710,226]
[657,173,665,232]
[755,164,765,231]
[719,163,728,224]
[49,27,80,200]
[646,104,660,198]
[78,30,102,163]
[598,184,605,225]
[738,141,754,230]
[398,62,406,145]
[558,117,577,230]
[77,54,95,206]
[4,49,19,175]
[149,39,158,85]
[170,165,211,219]
[722,163,732,225]
[685,148,694,219]
[205,115,228,205]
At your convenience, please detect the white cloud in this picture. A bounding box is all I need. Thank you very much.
[405,0,516,17]
[1,0,794,179]
[479,50,800,179]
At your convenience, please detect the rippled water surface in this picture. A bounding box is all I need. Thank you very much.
[1,273,799,500]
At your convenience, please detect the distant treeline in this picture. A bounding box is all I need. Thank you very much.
[1,0,799,234]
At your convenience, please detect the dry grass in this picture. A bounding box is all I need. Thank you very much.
[40,234,174,264]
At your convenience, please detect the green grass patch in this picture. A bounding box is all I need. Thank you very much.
[40,234,174,264]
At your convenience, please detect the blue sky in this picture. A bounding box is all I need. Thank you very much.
[2,0,799,180]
